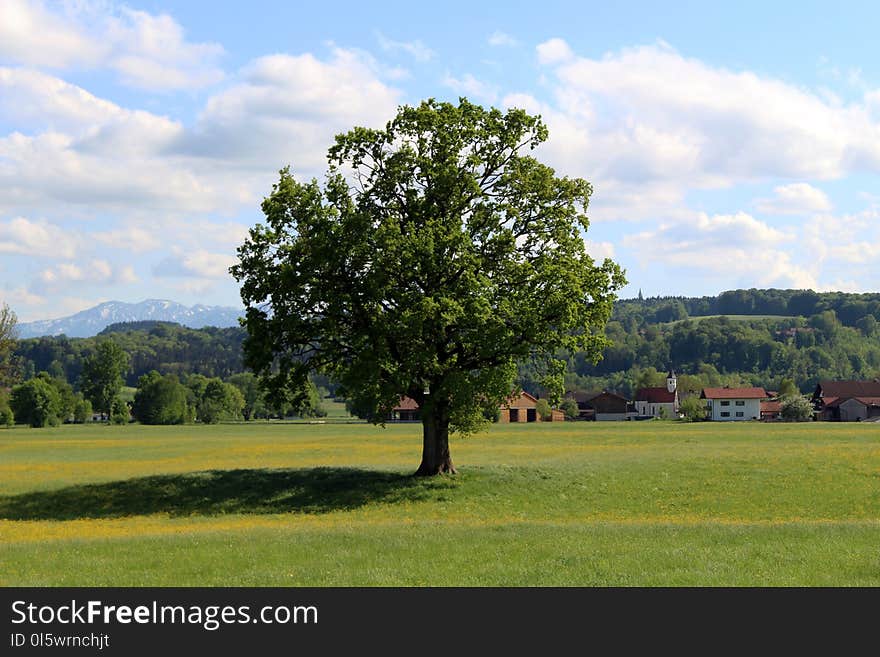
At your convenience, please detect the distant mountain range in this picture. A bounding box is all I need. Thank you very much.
[18,300,244,339]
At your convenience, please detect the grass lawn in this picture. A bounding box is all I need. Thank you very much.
[1,421,878,586]
[662,314,794,326]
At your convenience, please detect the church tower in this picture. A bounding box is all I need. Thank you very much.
[666,369,677,393]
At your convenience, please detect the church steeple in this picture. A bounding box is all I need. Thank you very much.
[666,369,677,393]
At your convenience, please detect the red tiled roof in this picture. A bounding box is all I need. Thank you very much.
[760,400,782,413]
[393,396,420,411]
[635,387,676,403]
[701,387,767,399]
[825,396,880,408]
[818,380,880,398]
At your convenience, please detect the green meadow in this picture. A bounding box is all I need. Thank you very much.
[1,421,879,586]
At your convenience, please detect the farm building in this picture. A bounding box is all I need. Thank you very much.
[499,390,564,423]
[634,370,679,418]
[700,387,767,421]
[812,380,880,422]
[564,390,599,420]
[586,391,631,421]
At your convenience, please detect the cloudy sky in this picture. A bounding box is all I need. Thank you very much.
[2,1,880,322]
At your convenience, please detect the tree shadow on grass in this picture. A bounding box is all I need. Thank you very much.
[0,468,451,520]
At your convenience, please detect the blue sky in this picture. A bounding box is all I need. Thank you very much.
[2,1,880,322]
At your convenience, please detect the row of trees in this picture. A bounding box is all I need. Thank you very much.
[130,371,326,425]
[5,339,131,428]
[617,289,880,327]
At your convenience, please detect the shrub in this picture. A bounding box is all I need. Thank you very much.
[534,398,552,421]
[110,397,130,425]
[678,396,706,422]
[560,399,580,420]
[781,395,813,422]
[0,404,14,427]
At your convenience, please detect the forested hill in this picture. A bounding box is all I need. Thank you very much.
[15,322,246,387]
[549,288,880,398]
[614,288,880,326]
[12,288,880,398]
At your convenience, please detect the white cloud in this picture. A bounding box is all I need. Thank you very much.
[0,217,79,258]
[1,286,46,318]
[0,0,105,68]
[584,240,616,260]
[488,31,518,47]
[179,49,400,171]
[33,259,137,292]
[533,40,880,193]
[153,249,237,280]
[623,212,816,289]
[443,73,499,104]
[803,207,880,266]
[755,183,832,215]
[93,224,163,254]
[376,33,434,62]
[536,38,574,65]
[0,1,224,91]
[104,8,224,91]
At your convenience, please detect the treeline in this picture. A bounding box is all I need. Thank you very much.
[615,288,880,327]
[513,290,880,399]
[14,322,246,386]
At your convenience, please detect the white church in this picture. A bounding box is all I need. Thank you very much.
[634,370,680,418]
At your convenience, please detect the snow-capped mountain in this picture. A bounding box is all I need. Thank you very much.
[18,300,244,339]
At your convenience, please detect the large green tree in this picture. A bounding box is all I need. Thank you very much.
[79,340,130,417]
[10,376,63,428]
[132,371,190,425]
[196,378,245,424]
[232,98,625,475]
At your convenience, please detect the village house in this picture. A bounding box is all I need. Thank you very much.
[634,370,679,418]
[700,386,766,421]
[390,397,420,422]
[812,380,880,422]
[759,399,782,421]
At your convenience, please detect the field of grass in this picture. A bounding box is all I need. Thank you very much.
[662,314,793,326]
[1,420,879,586]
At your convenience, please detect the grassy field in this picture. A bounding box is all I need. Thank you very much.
[1,420,879,586]
[662,314,793,326]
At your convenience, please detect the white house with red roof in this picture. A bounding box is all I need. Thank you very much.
[635,370,679,418]
[700,386,767,421]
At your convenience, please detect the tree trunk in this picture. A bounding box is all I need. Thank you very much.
[415,406,456,476]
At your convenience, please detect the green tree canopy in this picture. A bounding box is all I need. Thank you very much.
[0,302,19,388]
[79,340,130,416]
[10,375,63,428]
[132,371,190,425]
[678,396,706,422]
[781,395,813,422]
[232,98,625,474]
[197,378,245,424]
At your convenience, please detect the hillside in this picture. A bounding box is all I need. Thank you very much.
[10,288,880,397]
